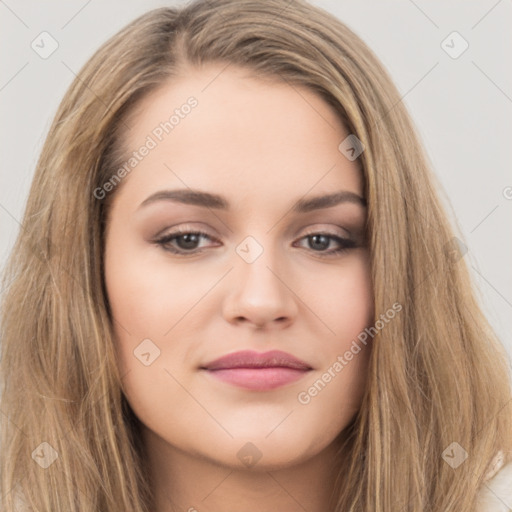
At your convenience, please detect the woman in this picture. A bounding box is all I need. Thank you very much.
[1,0,511,510]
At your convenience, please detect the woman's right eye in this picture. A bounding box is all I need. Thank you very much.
[154,229,217,256]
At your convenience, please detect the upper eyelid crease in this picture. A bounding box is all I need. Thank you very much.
[155,223,358,243]
[138,189,367,213]
[155,228,359,250]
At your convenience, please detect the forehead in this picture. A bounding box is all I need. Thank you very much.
[113,63,363,212]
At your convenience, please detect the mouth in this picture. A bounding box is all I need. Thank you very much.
[200,350,313,391]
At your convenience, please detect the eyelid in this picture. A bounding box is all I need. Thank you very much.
[153,224,219,245]
[300,225,352,239]
[154,222,352,242]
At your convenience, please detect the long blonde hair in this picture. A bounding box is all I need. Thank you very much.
[1,0,511,510]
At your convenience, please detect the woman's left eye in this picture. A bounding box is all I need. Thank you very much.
[154,229,357,258]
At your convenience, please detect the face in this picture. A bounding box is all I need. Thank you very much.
[104,63,374,471]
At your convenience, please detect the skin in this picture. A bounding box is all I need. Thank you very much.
[104,63,374,512]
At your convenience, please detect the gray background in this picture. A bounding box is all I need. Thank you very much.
[1,0,511,362]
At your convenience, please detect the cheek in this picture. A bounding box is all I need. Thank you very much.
[309,252,374,343]
[104,229,195,339]
[105,261,176,333]
[103,223,170,375]
[295,254,373,425]
[103,229,223,399]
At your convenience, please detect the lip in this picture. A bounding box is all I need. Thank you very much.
[200,350,312,391]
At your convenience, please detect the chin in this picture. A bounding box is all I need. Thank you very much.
[200,428,330,471]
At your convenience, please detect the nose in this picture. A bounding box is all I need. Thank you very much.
[222,246,298,330]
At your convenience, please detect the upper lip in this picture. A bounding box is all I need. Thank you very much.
[201,350,312,371]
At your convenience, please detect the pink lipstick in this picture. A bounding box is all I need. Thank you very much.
[201,350,312,391]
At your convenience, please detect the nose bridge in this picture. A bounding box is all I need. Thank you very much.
[234,233,284,292]
[224,232,297,326]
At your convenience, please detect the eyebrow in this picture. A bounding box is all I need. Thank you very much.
[138,188,367,213]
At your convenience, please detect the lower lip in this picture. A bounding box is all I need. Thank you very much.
[204,367,310,391]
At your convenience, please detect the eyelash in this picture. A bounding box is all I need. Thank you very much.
[154,226,358,258]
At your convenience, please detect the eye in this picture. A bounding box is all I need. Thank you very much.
[293,232,357,257]
[154,227,219,255]
[154,226,358,258]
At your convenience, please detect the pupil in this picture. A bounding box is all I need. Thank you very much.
[178,233,199,249]
[310,234,329,250]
